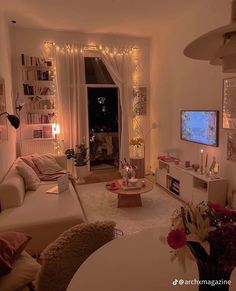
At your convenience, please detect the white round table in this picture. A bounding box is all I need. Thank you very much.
[67,228,236,291]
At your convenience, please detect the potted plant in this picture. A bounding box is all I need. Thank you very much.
[65,144,89,183]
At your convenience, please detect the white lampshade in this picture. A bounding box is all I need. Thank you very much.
[184,0,236,74]
[210,33,236,72]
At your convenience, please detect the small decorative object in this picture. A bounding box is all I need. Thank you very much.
[209,156,216,172]
[208,156,220,179]
[227,133,236,161]
[185,161,190,168]
[200,149,204,174]
[213,162,220,178]
[141,180,146,187]
[129,137,144,158]
[192,164,200,172]
[120,158,137,185]
[163,202,236,291]
[129,177,138,186]
[223,78,236,129]
[65,144,89,183]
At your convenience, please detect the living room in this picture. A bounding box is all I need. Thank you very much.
[0,0,236,290]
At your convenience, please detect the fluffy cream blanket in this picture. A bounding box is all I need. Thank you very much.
[36,221,116,291]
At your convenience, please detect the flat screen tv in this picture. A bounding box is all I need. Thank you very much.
[180,110,219,147]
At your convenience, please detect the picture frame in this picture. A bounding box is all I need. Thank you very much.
[33,129,43,139]
[222,77,236,129]
[227,133,236,161]
[133,87,147,115]
[42,125,53,138]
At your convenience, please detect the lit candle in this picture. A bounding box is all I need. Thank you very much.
[200,149,204,174]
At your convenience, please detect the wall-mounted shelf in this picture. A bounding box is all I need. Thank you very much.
[19,53,58,154]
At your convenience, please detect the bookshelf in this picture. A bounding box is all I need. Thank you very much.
[19,54,58,142]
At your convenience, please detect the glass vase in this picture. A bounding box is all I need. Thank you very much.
[187,242,234,291]
[134,146,141,158]
[196,259,233,291]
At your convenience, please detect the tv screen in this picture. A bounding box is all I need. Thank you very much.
[181,110,219,147]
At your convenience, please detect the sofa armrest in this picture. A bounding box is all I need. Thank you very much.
[54,155,67,170]
[0,170,25,210]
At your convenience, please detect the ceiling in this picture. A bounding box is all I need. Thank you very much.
[1,0,195,37]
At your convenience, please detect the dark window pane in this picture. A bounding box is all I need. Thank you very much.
[85,57,115,84]
[88,87,118,132]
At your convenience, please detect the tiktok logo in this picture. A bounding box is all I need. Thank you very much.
[172,279,178,286]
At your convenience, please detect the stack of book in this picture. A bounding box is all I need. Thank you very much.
[21,54,52,67]
[26,112,55,124]
[23,84,53,95]
[169,178,180,195]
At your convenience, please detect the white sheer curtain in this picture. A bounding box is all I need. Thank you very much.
[101,52,133,162]
[55,46,86,149]
[50,44,133,163]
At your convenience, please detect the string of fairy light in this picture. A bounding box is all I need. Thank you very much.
[44,40,143,152]
[44,41,138,57]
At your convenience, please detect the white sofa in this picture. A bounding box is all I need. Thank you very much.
[0,155,86,255]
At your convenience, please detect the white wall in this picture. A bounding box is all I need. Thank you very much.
[150,0,236,205]
[0,11,16,181]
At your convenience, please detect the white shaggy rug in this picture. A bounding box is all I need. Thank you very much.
[77,182,182,235]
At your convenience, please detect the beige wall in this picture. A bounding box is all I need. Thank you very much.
[150,0,236,205]
[0,11,16,181]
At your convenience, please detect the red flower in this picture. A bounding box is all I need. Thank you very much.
[167,229,187,249]
[208,203,231,214]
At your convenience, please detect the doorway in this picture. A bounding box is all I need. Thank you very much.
[88,87,120,171]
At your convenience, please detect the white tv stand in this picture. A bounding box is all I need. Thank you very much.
[156,160,227,206]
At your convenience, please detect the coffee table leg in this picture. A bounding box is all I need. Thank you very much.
[118,194,142,207]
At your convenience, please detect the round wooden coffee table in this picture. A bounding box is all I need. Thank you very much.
[106,178,153,208]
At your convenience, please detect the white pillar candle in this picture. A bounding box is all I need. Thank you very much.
[200,149,204,174]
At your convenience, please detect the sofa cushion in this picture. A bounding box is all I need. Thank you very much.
[0,181,85,254]
[0,168,25,211]
[0,231,31,276]
[0,251,40,291]
[32,154,64,174]
[16,162,40,191]
[20,155,40,174]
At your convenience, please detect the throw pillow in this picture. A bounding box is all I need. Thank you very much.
[16,161,40,191]
[20,154,40,174]
[32,154,64,174]
[0,251,40,291]
[0,232,31,276]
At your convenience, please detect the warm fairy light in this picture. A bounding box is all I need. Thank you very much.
[44,40,142,147]
[131,46,143,139]
[43,41,137,57]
